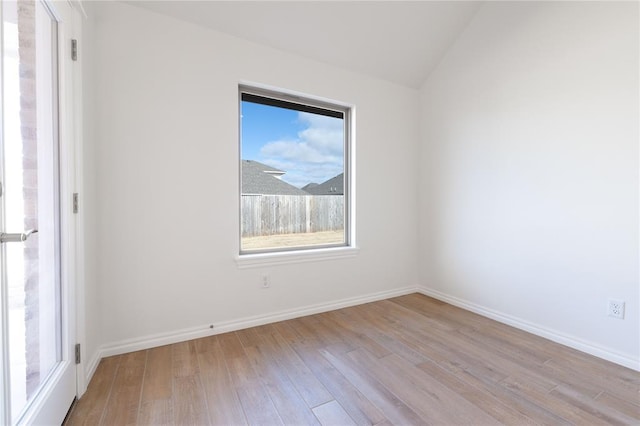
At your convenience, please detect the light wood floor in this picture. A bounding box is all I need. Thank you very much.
[65,294,640,425]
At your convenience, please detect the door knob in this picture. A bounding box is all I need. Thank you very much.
[0,229,38,243]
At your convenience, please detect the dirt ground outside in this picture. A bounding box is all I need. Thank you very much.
[242,230,344,250]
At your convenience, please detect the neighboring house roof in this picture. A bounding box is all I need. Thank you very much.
[301,182,319,192]
[305,173,344,195]
[242,160,309,195]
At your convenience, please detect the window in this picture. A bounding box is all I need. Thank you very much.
[239,85,352,254]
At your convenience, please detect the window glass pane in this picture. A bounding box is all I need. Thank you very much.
[240,89,348,252]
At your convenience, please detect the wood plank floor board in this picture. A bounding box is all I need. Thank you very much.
[240,341,321,425]
[550,384,639,425]
[64,355,121,426]
[540,358,626,400]
[451,309,614,371]
[234,384,285,426]
[138,345,174,426]
[386,309,564,392]
[216,330,247,359]
[375,349,503,425]
[193,335,219,354]
[322,310,393,359]
[268,328,335,409]
[546,355,640,397]
[344,305,434,365]
[363,301,513,376]
[499,374,611,425]
[235,325,267,348]
[141,345,173,402]
[353,303,481,371]
[382,318,512,384]
[595,390,640,422]
[285,332,387,425]
[137,399,173,426]
[172,374,210,426]
[100,351,147,426]
[297,314,356,355]
[219,333,284,426]
[198,349,247,425]
[416,358,535,425]
[447,364,572,425]
[394,296,592,377]
[172,340,200,378]
[394,294,505,335]
[312,400,357,426]
[320,348,427,426]
[197,336,248,426]
[457,325,553,367]
[346,348,484,425]
[385,296,470,333]
[65,293,640,426]
[375,299,459,335]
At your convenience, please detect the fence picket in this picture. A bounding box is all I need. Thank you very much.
[241,195,344,237]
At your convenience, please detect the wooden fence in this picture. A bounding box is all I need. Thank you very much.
[241,195,344,237]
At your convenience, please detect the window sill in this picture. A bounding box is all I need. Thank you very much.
[236,246,359,269]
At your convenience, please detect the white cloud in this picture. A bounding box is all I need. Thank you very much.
[259,112,344,188]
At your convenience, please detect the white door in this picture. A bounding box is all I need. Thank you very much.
[1,1,78,424]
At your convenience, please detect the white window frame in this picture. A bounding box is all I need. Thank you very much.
[236,84,357,267]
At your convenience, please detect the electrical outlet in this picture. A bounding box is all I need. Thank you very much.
[608,299,625,319]
[261,273,270,289]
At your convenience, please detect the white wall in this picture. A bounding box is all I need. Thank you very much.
[419,2,639,367]
[83,1,419,368]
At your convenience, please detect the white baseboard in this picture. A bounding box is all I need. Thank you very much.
[84,351,102,391]
[81,283,638,390]
[418,286,640,371]
[83,286,418,385]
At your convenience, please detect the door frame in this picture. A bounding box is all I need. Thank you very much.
[0,1,83,424]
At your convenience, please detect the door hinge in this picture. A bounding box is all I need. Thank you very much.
[73,193,79,214]
[71,39,78,61]
[75,343,81,364]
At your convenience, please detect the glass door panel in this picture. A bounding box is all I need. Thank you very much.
[2,0,62,423]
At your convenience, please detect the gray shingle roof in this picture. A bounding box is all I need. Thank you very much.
[304,173,344,195]
[301,182,319,192]
[242,160,308,195]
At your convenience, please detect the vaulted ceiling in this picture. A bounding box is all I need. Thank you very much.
[128,1,482,88]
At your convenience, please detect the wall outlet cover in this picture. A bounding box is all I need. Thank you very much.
[608,299,625,319]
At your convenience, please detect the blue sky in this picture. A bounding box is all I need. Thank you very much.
[241,101,344,188]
